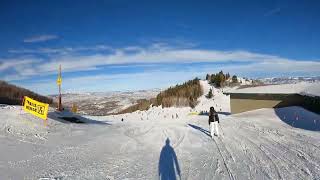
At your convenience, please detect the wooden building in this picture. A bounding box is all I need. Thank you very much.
[224,84,320,114]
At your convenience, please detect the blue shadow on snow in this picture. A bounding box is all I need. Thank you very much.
[275,107,320,131]
[158,138,181,180]
[188,124,211,137]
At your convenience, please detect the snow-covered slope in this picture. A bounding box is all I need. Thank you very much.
[1,81,320,179]
[194,80,230,113]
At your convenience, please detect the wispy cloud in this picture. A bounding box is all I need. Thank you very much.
[264,7,281,17]
[9,45,112,54]
[23,34,58,43]
[2,43,320,83]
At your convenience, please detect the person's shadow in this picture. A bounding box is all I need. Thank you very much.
[158,138,181,180]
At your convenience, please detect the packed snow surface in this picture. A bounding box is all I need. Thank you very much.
[1,81,320,179]
[227,82,320,97]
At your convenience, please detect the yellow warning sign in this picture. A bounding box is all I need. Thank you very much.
[57,77,62,85]
[71,103,78,113]
[23,96,49,120]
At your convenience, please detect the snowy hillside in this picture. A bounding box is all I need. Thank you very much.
[1,80,320,179]
[194,80,230,113]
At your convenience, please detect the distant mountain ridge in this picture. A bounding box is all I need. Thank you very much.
[259,76,320,84]
[49,88,162,97]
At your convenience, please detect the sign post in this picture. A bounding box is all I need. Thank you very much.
[57,65,63,111]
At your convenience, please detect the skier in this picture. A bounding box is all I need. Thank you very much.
[209,106,220,137]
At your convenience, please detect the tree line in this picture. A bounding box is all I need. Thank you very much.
[0,80,53,105]
[155,78,202,108]
[206,71,238,87]
[118,78,203,114]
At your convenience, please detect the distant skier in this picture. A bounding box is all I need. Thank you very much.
[209,106,220,137]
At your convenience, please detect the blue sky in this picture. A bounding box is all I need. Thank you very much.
[0,0,320,95]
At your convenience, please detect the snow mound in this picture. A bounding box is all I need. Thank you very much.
[0,106,49,142]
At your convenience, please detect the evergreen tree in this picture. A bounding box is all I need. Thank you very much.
[232,75,238,83]
[206,88,213,98]
[206,74,211,80]
[210,74,215,84]
[226,72,230,80]
[219,74,225,86]
[207,71,235,87]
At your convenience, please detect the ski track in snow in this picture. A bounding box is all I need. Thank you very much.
[1,80,320,179]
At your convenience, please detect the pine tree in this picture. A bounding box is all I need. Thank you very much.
[206,74,211,80]
[210,74,215,84]
[232,75,238,83]
[206,88,213,98]
[220,74,225,86]
[226,72,230,80]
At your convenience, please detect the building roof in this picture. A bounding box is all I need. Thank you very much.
[224,82,320,97]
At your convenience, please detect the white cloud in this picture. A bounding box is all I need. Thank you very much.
[9,45,113,54]
[23,34,58,43]
[11,60,320,95]
[2,43,320,82]
[34,46,319,75]
[0,58,39,71]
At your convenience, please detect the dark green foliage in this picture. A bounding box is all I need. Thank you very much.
[226,73,230,80]
[206,74,211,80]
[209,70,228,87]
[118,78,203,114]
[155,78,202,107]
[208,71,241,87]
[232,75,238,83]
[206,88,213,99]
[0,80,53,105]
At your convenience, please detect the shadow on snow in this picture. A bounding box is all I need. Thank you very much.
[158,138,181,180]
[188,124,211,137]
[48,111,111,125]
[274,106,320,131]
